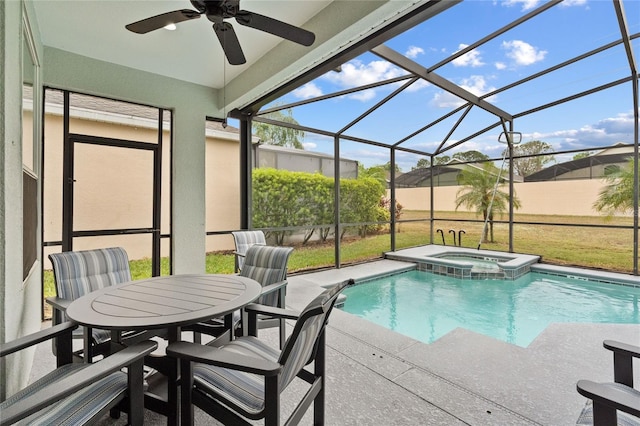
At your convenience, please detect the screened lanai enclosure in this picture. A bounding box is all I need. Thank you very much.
[220,0,640,274]
[33,0,640,295]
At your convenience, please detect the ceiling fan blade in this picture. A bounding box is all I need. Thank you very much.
[126,9,201,34]
[235,11,315,46]
[214,22,246,65]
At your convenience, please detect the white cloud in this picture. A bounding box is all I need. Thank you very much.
[501,40,547,66]
[302,142,317,150]
[501,0,541,11]
[293,82,323,99]
[495,62,507,70]
[406,46,425,59]
[405,79,431,92]
[452,43,484,67]
[321,59,407,101]
[501,0,585,9]
[560,0,587,7]
[520,111,637,151]
[431,75,497,108]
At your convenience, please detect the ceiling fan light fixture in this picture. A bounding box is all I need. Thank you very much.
[164,23,177,31]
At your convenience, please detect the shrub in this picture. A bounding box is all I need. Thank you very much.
[251,168,385,243]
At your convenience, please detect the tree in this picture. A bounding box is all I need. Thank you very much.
[455,163,521,243]
[253,108,305,149]
[382,161,401,174]
[433,155,450,165]
[411,158,430,170]
[573,151,594,160]
[593,157,637,216]
[358,164,386,187]
[452,150,489,163]
[504,140,554,177]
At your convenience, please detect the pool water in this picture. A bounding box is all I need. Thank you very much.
[341,270,640,347]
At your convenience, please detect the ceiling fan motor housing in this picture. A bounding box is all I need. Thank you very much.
[192,0,240,20]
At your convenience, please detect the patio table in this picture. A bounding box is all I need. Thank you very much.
[66,273,262,426]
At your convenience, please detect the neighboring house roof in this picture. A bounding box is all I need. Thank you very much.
[257,143,355,162]
[394,166,462,187]
[395,160,523,188]
[592,142,632,156]
[524,152,633,182]
[36,87,244,141]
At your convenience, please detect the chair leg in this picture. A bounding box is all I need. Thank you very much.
[592,401,618,426]
[279,318,286,349]
[84,327,93,363]
[180,359,195,426]
[314,331,326,426]
[109,407,121,420]
[264,376,280,426]
[128,358,145,426]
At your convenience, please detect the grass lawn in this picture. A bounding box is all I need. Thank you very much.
[43,210,638,307]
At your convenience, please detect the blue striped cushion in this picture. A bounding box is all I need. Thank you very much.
[49,247,131,301]
[194,337,280,415]
[1,364,128,425]
[50,247,131,344]
[232,231,266,271]
[278,311,323,389]
[239,245,293,307]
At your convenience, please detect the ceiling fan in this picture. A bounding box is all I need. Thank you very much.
[125,0,316,65]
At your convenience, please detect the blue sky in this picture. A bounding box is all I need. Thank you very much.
[260,0,639,172]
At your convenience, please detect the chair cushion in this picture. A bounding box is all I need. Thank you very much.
[1,364,128,425]
[50,247,131,301]
[239,245,293,307]
[195,336,280,416]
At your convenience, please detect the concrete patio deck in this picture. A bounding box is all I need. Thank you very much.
[30,256,640,425]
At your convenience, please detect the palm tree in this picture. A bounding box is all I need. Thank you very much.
[593,157,638,216]
[455,163,520,243]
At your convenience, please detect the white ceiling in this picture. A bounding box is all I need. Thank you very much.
[32,0,332,89]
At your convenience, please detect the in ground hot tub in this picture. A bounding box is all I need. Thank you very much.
[385,246,540,279]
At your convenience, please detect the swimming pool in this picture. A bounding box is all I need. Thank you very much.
[340,270,640,347]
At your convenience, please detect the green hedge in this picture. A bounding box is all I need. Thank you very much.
[252,168,385,244]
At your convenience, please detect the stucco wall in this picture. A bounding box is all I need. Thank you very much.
[1,0,46,398]
[394,179,608,216]
[41,112,241,265]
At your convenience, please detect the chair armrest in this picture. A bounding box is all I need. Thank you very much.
[604,340,640,387]
[166,341,280,376]
[45,296,71,312]
[244,303,300,320]
[0,340,158,425]
[604,340,640,358]
[0,322,77,357]
[577,380,640,418]
[259,280,287,297]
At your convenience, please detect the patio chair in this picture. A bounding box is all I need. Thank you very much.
[239,244,294,348]
[166,278,353,426]
[232,230,266,273]
[191,245,294,349]
[0,321,157,426]
[47,247,142,361]
[576,340,640,426]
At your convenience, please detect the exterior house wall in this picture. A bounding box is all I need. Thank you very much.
[1,0,45,398]
[42,112,242,264]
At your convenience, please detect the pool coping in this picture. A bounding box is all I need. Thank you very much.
[286,253,640,425]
